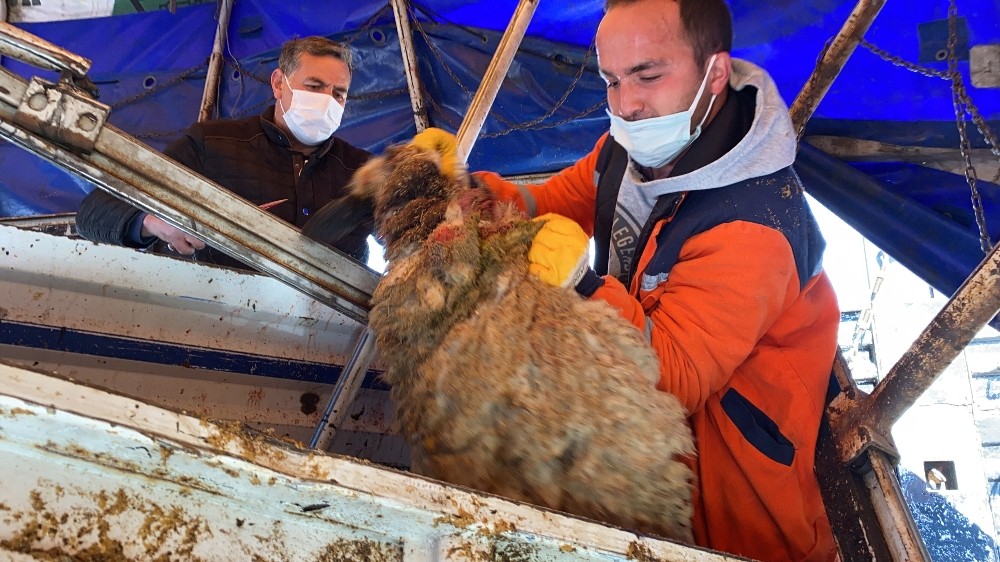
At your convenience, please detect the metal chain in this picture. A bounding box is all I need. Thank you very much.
[481,42,604,138]
[110,62,207,110]
[859,38,950,79]
[859,4,998,254]
[408,5,603,137]
[948,0,992,253]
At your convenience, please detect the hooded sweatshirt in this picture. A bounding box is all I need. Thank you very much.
[608,58,797,282]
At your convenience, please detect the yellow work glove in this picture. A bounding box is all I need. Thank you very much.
[411,127,463,180]
[528,213,591,289]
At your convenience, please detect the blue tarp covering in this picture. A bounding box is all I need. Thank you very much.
[1,0,999,299]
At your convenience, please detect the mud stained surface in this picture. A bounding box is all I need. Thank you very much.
[0,487,211,561]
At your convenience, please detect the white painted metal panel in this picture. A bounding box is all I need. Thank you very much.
[0,363,748,561]
[0,223,369,363]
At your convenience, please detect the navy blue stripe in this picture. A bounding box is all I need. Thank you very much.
[720,387,795,466]
[0,320,388,390]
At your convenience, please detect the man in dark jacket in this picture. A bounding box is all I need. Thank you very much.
[76,36,373,268]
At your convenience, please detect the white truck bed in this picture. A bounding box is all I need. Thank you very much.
[0,362,747,561]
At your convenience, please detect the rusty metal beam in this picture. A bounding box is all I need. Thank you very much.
[871,247,1000,425]
[455,0,538,163]
[198,0,234,123]
[789,0,886,139]
[806,135,1000,181]
[819,354,931,561]
[0,22,90,77]
[862,450,932,561]
[829,238,1000,465]
[391,0,430,132]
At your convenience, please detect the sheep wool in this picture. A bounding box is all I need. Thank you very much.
[312,144,696,542]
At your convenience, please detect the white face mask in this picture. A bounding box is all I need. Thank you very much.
[278,75,345,146]
[607,53,718,169]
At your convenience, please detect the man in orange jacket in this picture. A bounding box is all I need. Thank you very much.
[416,0,841,560]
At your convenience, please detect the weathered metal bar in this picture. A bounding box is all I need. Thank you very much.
[862,450,933,561]
[828,231,1000,470]
[815,364,893,561]
[198,0,234,123]
[454,0,539,163]
[391,0,430,132]
[310,327,378,450]
[0,66,378,324]
[870,243,1000,425]
[789,0,886,139]
[0,22,91,77]
[806,135,1000,178]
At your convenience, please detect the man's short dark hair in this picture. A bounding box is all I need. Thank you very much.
[604,0,732,67]
[279,36,354,76]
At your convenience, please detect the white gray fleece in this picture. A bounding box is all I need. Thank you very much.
[606,58,797,281]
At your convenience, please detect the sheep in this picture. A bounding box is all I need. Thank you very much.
[302,143,695,542]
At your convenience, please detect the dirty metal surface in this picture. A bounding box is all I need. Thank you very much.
[0,223,367,365]
[828,242,1000,470]
[0,22,91,76]
[0,362,750,562]
[13,76,108,152]
[0,223,402,455]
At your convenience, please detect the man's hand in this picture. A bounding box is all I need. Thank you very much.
[141,215,205,255]
[411,127,464,180]
[528,213,590,288]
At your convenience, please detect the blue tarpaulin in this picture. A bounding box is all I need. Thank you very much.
[1,0,999,301]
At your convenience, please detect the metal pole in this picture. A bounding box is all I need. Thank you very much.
[390,0,430,132]
[788,0,886,140]
[454,0,539,164]
[310,328,378,451]
[862,450,933,561]
[198,0,234,123]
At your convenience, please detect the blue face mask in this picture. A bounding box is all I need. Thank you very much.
[607,54,718,169]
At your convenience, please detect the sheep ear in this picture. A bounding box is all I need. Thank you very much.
[300,194,374,250]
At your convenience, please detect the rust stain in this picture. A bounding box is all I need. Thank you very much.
[247,389,264,409]
[1,486,211,561]
[202,420,290,466]
[315,538,401,562]
[493,540,539,562]
[625,541,664,562]
[2,408,36,417]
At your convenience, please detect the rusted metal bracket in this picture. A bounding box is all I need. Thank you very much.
[826,353,901,471]
[822,353,932,562]
[13,76,109,153]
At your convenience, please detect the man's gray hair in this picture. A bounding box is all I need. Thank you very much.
[278,36,354,76]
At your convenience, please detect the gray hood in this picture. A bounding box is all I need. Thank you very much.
[634,58,797,196]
